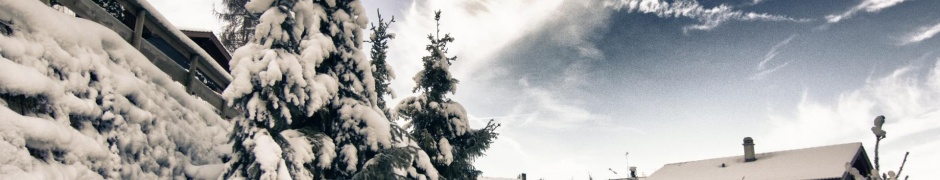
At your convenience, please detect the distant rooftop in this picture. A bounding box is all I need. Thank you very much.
[647,142,870,180]
[180,29,231,72]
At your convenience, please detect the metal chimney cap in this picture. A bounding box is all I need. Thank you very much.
[743,137,754,144]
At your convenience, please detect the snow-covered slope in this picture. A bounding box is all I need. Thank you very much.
[0,0,229,179]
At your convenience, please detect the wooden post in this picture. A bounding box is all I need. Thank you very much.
[187,55,200,94]
[220,105,231,119]
[132,9,146,49]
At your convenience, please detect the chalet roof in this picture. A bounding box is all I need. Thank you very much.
[647,142,866,180]
[180,29,231,71]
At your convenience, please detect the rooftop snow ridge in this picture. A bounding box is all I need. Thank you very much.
[648,142,866,180]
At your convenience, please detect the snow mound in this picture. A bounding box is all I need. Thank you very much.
[0,0,229,179]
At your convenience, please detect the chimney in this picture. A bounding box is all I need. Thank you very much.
[743,137,756,162]
[629,166,638,178]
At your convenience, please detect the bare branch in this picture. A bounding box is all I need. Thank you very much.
[896,152,909,178]
[874,136,882,172]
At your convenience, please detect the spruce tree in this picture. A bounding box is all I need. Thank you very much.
[221,0,438,179]
[216,0,258,53]
[367,10,395,118]
[396,10,500,179]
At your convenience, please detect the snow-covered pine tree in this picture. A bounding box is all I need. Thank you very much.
[216,0,258,53]
[396,10,500,179]
[221,0,438,179]
[367,9,396,118]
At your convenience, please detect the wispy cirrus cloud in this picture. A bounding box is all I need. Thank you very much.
[604,0,811,32]
[513,77,609,129]
[825,0,908,23]
[750,34,797,80]
[900,22,940,45]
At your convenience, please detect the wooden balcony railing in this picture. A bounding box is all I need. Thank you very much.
[50,0,239,118]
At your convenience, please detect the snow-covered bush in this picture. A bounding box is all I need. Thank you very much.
[220,0,438,179]
[0,0,229,179]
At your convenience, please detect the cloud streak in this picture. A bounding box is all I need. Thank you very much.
[515,78,608,129]
[750,34,797,80]
[604,0,811,32]
[825,0,908,23]
[901,22,940,45]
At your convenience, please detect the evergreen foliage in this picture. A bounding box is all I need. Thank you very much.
[49,0,124,21]
[396,10,500,179]
[91,0,124,21]
[367,10,396,118]
[216,0,259,53]
[221,0,438,179]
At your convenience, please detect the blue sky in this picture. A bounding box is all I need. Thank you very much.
[151,0,940,179]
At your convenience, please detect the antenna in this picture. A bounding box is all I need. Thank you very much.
[625,152,630,168]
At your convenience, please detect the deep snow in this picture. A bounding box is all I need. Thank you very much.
[0,0,229,179]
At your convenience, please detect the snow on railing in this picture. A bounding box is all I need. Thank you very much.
[50,0,239,118]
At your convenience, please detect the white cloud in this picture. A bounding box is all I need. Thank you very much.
[900,22,940,45]
[148,0,223,32]
[825,0,907,23]
[515,78,608,129]
[604,0,811,32]
[384,0,566,98]
[762,60,940,178]
[750,34,797,80]
[385,0,614,130]
[469,77,626,178]
[472,134,534,178]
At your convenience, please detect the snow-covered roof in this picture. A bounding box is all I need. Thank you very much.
[177,26,214,33]
[647,142,865,180]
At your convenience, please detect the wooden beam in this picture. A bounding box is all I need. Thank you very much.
[139,42,188,82]
[190,79,224,110]
[120,0,233,88]
[138,18,233,88]
[132,9,146,49]
[56,0,133,40]
[187,55,200,94]
[194,58,231,88]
